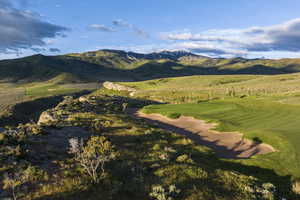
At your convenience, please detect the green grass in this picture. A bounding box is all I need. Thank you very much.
[0,81,100,116]
[167,112,182,119]
[25,84,80,98]
[2,94,294,199]
[142,98,300,177]
[119,73,300,178]
[121,73,300,105]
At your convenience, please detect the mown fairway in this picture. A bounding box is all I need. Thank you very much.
[142,99,300,177]
[124,73,300,177]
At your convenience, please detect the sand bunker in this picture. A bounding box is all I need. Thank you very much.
[131,109,275,159]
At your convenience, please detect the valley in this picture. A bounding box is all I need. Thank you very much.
[1,50,300,199]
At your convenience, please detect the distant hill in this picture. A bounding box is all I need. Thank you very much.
[0,53,132,83]
[67,49,206,70]
[2,49,300,83]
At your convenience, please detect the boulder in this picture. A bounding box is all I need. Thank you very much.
[38,111,57,125]
[79,96,89,103]
[293,181,300,195]
[129,91,136,97]
[103,81,136,92]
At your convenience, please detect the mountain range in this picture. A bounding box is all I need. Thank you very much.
[1,49,300,83]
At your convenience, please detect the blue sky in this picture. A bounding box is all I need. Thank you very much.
[2,0,300,59]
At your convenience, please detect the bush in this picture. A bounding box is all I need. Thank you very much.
[167,113,181,119]
[2,166,47,200]
[253,137,263,144]
[22,165,48,182]
[0,133,6,143]
[176,154,193,163]
[150,184,180,200]
[246,182,276,200]
[69,136,118,183]
[3,172,23,200]
[152,144,161,151]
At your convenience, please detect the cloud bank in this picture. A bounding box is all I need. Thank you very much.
[161,18,300,57]
[0,0,68,53]
[88,19,149,38]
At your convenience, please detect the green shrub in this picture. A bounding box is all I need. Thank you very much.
[246,182,276,200]
[22,165,48,182]
[152,144,161,151]
[149,184,180,200]
[167,113,181,119]
[176,154,188,162]
[0,133,6,143]
[3,172,24,200]
[175,154,193,163]
[253,137,263,144]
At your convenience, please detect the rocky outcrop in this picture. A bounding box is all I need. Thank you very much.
[103,81,137,92]
[79,96,89,103]
[38,111,58,125]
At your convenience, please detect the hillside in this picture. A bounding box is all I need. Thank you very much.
[66,49,300,76]
[2,49,300,84]
[67,49,206,69]
[0,54,130,83]
[0,91,296,199]
[2,53,300,199]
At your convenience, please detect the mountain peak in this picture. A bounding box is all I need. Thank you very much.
[92,49,206,60]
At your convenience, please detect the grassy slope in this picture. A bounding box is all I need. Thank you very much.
[122,73,300,104]
[2,93,292,199]
[0,79,100,118]
[123,73,300,178]
[3,50,300,85]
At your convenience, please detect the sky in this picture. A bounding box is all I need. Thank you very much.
[2,0,300,59]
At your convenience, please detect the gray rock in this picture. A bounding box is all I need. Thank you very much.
[78,96,89,103]
[129,91,136,97]
[38,111,57,125]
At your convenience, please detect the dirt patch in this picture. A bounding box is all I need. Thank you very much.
[129,109,275,159]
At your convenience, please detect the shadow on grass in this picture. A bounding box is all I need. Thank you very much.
[0,90,92,127]
[22,96,300,199]
[34,130,298,199]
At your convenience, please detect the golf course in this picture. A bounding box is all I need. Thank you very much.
[122,73,300,178]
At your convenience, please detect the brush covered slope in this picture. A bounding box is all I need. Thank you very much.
[4,49,300,84]
[67,49,300,77]
[0,91,296,200]
[0,54,132,83]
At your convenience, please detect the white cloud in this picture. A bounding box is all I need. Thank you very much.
[161,18,300,57]
[0,0,68,53]
[89,24,114,32]
[113,19,149,38]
